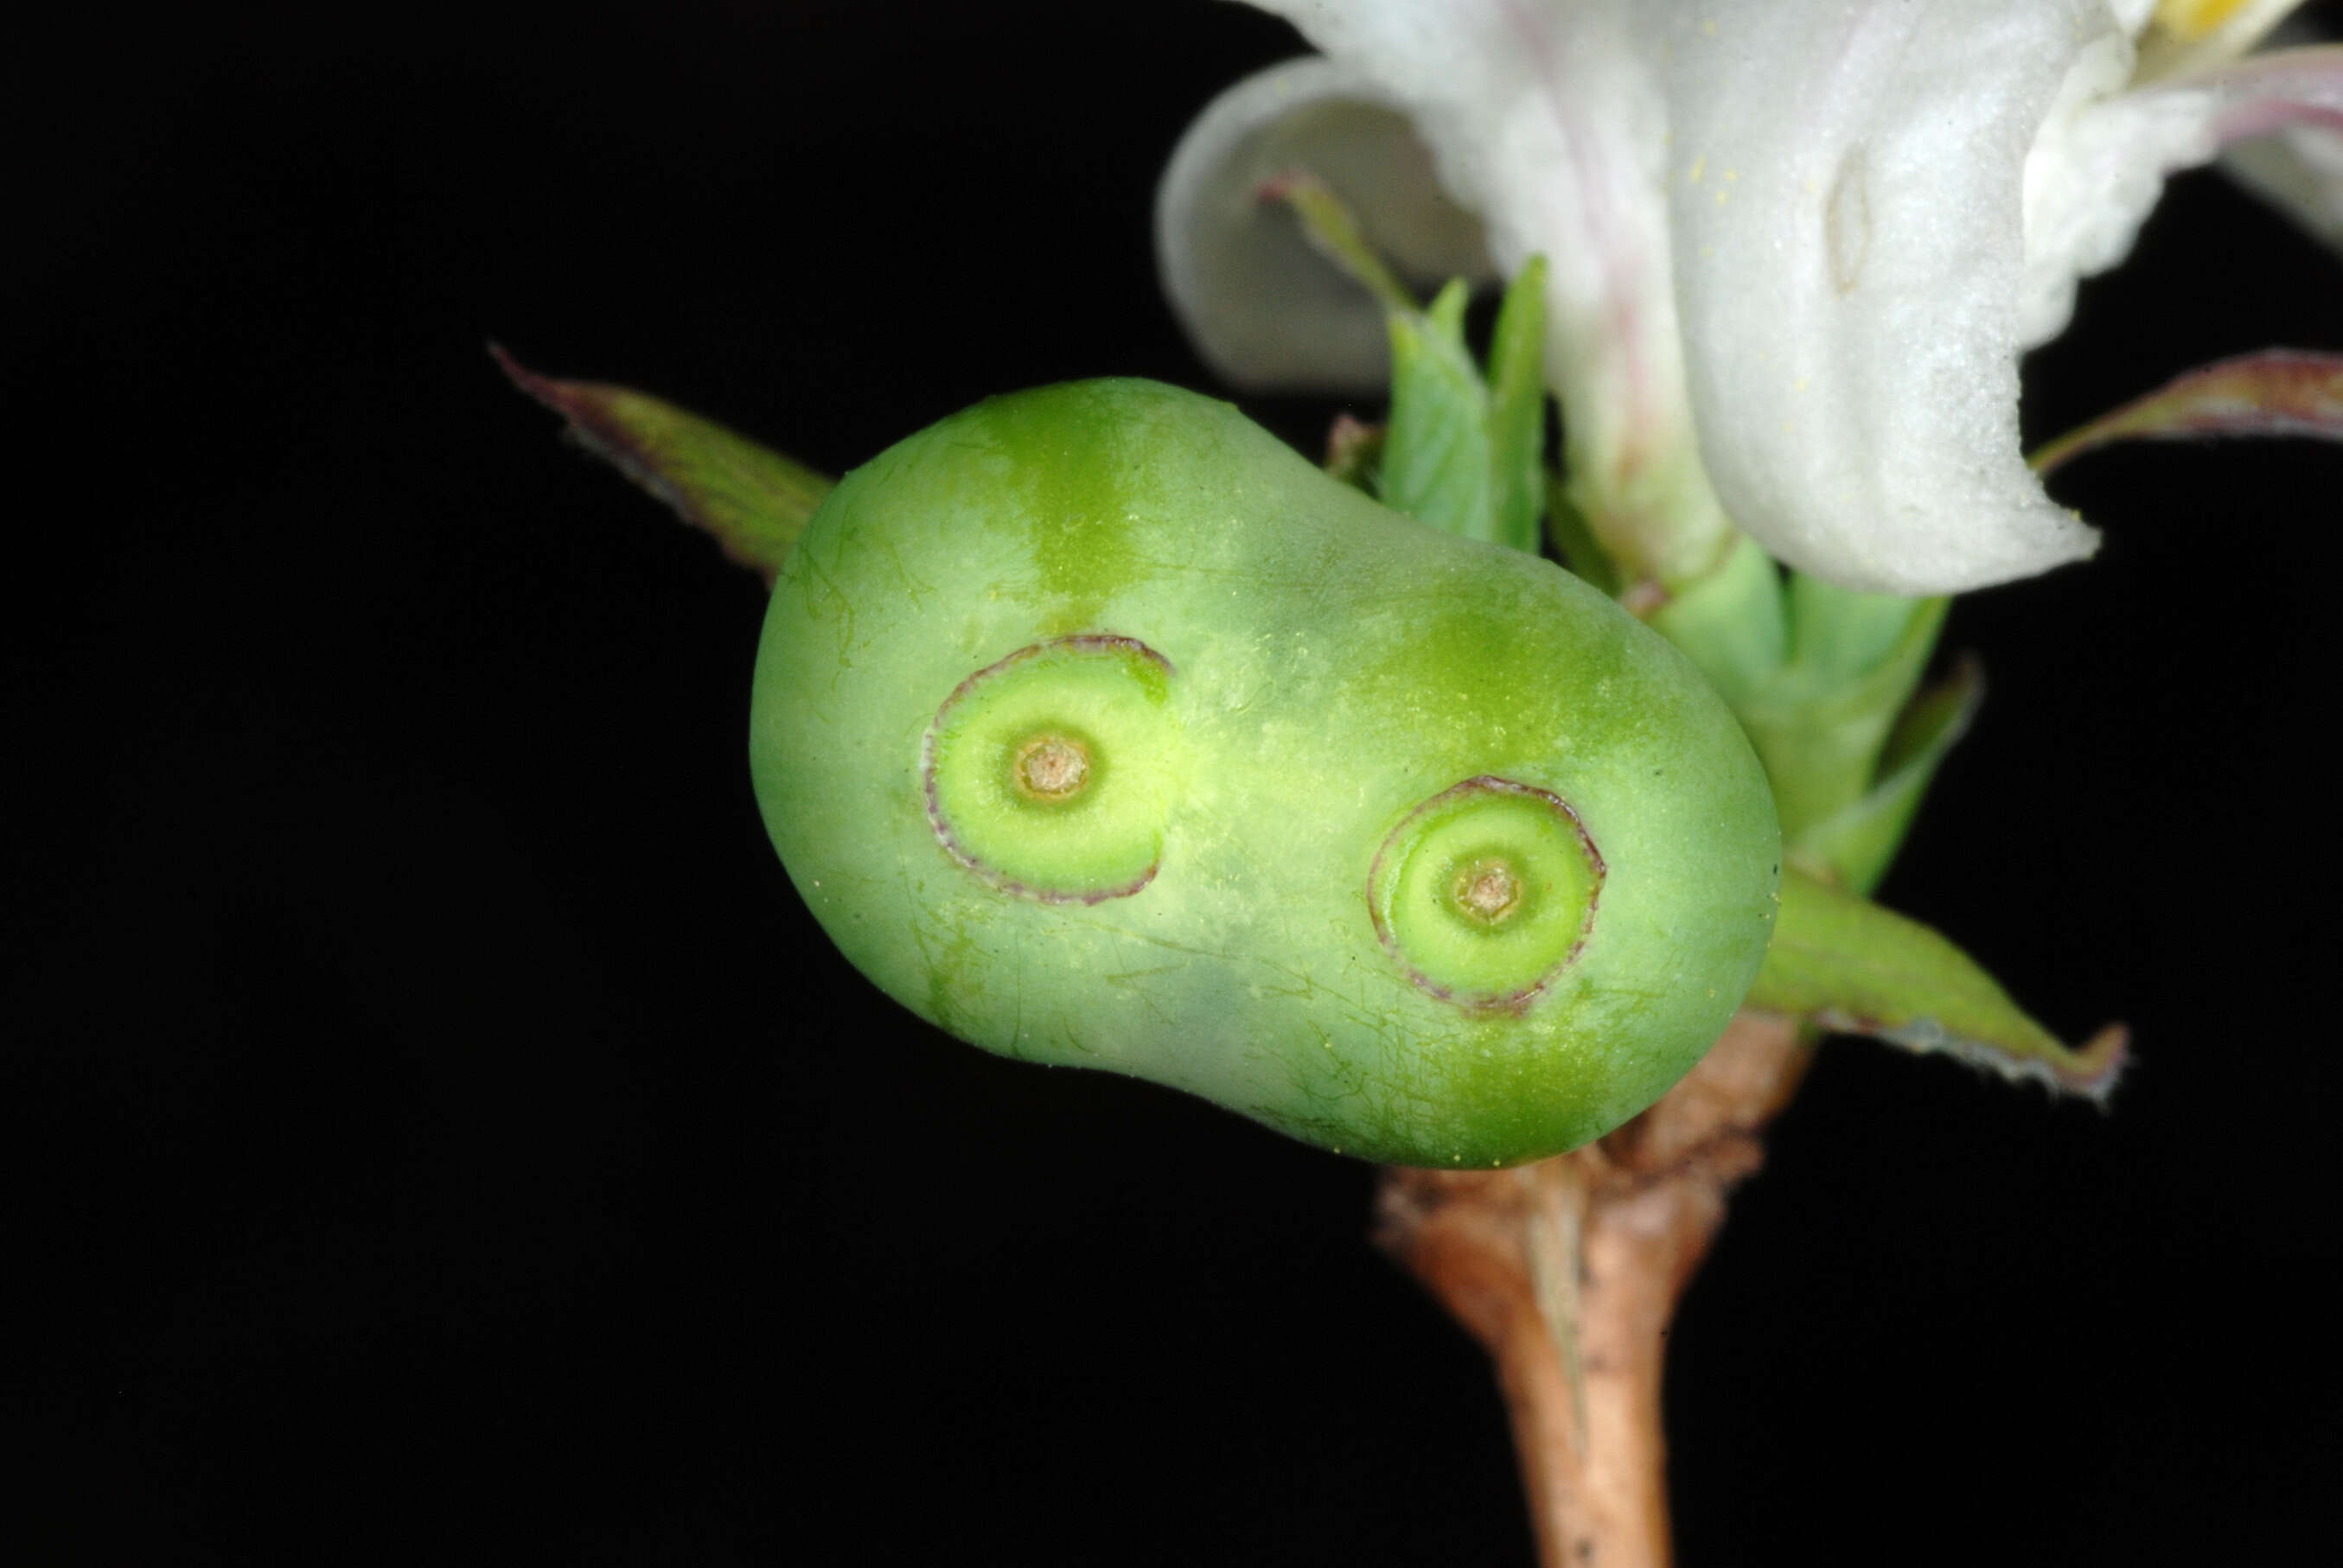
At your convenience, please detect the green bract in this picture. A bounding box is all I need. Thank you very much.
[750,379,1779,1166]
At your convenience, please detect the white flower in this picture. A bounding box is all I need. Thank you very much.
[1159,0,2341,594]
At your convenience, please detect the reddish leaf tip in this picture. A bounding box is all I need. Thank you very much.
[488,341,605,429]
[2061,1023,2130,1107]
[488,341,541,391]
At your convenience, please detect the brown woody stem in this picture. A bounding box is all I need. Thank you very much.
[1375,1010,1813,1568]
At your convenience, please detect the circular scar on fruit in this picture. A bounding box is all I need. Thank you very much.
[1370,777,1605,1011]
[922,634,1177,902]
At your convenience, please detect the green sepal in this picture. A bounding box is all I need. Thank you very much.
[1751,869,2126,1102]
[1646,533,1787,714]
[1735,588,1949,840]
[1651,548,1952,858]
[1784,572,1936,685]
[1789,654,1982,896]
[493,344,830,585]
[1630,536,1971,905]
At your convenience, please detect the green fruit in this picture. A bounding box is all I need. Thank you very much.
[750,379,1778,1166]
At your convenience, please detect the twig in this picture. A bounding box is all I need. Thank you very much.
[1376,1010,1813,1568]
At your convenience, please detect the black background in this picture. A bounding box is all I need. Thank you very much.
[6,3,2340,1563]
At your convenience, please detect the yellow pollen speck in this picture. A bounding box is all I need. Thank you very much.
[1793,376,1810,392]
[2154,0,2254,42]
[1688,156,1705,184]
[1715,189,1730,206]
[1701,18,1716,36]
[1723,168,1739,182]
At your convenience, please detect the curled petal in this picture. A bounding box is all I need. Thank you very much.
[1660,2,2148,593]
[1155,56,1493,392]
[2021,26,2221,346]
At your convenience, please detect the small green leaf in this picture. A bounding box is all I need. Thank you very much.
[1790,655,1982,896]
[2031,348,2343,475]
[1257,185,1550,558]
[1484,256,1548,558]
[493,344,830,585]
[1382,280,1497,542]
[1749,869,2126,1102]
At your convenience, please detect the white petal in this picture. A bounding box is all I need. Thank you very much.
[1248,0,1734,584]
[2021,30,2220,345]
[1660,2,2135,594]
[1154,56,1493,392]
[2226,119,2343,252]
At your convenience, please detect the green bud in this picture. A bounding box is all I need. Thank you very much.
[750,379,1778,1166]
